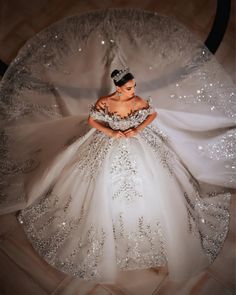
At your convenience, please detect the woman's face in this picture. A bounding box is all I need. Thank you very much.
[117,79,136,98]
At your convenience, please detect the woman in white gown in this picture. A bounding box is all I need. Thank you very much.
[0,8,235,284]
[16,67,231,283]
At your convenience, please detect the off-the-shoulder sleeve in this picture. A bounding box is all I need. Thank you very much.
[146,96,156,114]
[88,103,106,121]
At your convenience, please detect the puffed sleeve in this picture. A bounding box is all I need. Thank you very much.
[88,102,107,122]
[146,96,156,114]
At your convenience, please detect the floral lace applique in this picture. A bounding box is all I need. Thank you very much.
[89,96,155,131]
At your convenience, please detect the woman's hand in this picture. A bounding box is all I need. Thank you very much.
[108,130,126,138]
[124,128,139,137]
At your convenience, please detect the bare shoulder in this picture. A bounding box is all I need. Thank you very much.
[135,96,149,108]
[95,96,107,110]
[95,92,117,109]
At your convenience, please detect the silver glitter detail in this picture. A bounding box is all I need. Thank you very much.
[17,194,109,279]
[197,129,236,186]
[74,131,114,181]
[198,129,236,161]
[113,213,167,269]
[89,96,155,131]
[170,64,236,118]
[89,97,173,176]
[183,178,231,262]
[54,225,106,279]
[110,139,143,203]
[139,124,174,176]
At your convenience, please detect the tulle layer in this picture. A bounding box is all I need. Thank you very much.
[18,125,231,283]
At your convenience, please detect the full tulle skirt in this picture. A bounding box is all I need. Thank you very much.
[17,124,230,283]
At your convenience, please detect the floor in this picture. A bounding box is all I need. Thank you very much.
[0,1,235,294]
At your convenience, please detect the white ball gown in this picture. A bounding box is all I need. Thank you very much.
[0,8,235,284]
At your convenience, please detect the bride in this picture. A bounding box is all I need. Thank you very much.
[16,68,231,284]
[0,8,234,285]
[88,69,157,138]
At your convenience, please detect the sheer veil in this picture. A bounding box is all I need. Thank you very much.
[0,8,235,216]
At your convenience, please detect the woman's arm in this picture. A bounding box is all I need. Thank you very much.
[88,116,126,138]
[88,97,126,138]
[136,111,157,132]
[124,96,158,137]
[124,111,157,137]
[87,115,113,136]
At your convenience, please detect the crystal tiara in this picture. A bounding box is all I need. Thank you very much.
[112,68,130,82]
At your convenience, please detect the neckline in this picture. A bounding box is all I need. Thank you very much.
[108,95,136,102]
[104,104,151,120]
[105,95,137,119]
[91,97,152,120]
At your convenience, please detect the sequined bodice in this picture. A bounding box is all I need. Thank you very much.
[89,97,155,131]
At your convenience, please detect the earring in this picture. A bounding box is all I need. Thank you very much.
[116,91,122,97]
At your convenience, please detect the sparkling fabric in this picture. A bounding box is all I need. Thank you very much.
[16,103,231,283]
[89,96,155,131]
[0,8,235,284]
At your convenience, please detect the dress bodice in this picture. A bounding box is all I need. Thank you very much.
[89,96,155,131]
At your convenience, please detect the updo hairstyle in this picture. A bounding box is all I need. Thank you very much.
[111,69,134,87]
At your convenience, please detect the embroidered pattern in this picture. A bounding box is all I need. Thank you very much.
[89,96,155,131]
[109,138,143,203]
[113,212,167,269]
[183,178,231,262]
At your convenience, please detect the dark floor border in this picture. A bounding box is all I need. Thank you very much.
[0,0,231,76]
[0,59,8,76]
[204,0,231,54]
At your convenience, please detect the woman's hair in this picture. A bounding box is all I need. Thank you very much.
[111,69,134,86]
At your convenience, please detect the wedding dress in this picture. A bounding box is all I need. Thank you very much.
[0,8,235,284]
